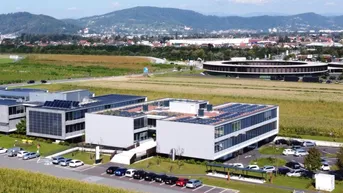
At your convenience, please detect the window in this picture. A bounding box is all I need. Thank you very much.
[134,117,147,130]
[232,121,241,132]
[28,111,62,136]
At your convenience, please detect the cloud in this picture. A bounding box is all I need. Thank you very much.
[229,0,270,4]
[111,2,120,8]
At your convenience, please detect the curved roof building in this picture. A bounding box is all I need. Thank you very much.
[203,60,328,78]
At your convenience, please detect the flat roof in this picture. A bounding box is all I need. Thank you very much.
[0,99,22,106]
[0,88,48,99]
[34,94,146,111]
[99,98,276,126]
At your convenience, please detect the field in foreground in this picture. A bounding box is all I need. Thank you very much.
[0,168,134,193]
[31,74,343,140]
[0,54,173,84]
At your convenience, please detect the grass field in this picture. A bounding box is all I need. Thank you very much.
[0,54,173,84]
[249,157,287,168]
[30,74,343,140]
[0,168,134,193]
[0,135,70,156]
[63,151,111,165]
[259,146,285,155]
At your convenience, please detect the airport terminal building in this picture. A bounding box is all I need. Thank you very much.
[86,99,279,161]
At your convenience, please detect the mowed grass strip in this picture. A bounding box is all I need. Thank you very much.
[0,168,135,193]
[63,151,111,165]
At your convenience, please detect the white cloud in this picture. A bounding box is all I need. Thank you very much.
[111,2,120,8]
[229,0,270,4]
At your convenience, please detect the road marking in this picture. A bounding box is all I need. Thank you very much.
[79,166,95,172]
[193,185,203,192]
[110,174,116,177]
[219,190,227,193]
[100,172,106,176]
[204,187,216,193]
[181,186,186,189]
[119,176,125,178]
[170,184,176,188]
[129,178,134,180]
[140,179,145,182]
[149,181,154,184]
[159,183,164,186]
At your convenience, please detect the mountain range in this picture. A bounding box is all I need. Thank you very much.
[1,6,343,34]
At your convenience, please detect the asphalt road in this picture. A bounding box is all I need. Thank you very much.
[0,155,237,193]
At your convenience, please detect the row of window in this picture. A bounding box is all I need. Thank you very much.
[9,106,25,115]
[223,62,305,66]
[134,131,149,142]
[28,111,62,136]
[65,99,146,121]
[214,109,277,138]
[134,117,148,130]
[204,65,327,73]
[66,123,85,133]
[214,121,277,153]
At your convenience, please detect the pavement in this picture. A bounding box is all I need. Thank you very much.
[0,154,238,193]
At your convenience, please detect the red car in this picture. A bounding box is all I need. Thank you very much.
[176,178,189,187]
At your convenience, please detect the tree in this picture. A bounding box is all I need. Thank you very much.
[338,73,343,81]
[177,66,182,71]
[336,146,343,170]
[16,119,26,135]
[304,148,322,171]
[189,66,194,71]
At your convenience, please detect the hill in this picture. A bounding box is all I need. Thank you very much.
[0,12,81,34]
[77,7,343,32]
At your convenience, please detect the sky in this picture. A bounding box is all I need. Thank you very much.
[1,0,343,19]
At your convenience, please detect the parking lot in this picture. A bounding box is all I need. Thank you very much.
[0,153,238,193]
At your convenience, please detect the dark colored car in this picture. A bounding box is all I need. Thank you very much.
[176,178,189,187]
[106,166,119,174]
[154,174,168,183]
[133,170,147,180]
[144,172,157,181]
[27,80,35,84]
[275,139,289,145]
[41,80,47,84]
[286,162,301,170]
[277,167,291,175]
[165,176,179,185]
[114,168,127,176]
[289,140,302,146]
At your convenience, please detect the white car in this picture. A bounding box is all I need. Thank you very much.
[233,163,244,168]
[17,151,28,158]
[125,169,137,178]
[262,166,276,173]
[321,164,330,171]
[0,147,8,154]
[282,149,295,155]
[246,165,260,170]
[286,169,303,177]
[294,149,309,157]
[69,160,84,168]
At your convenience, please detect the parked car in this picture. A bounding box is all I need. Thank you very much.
[114,168,127,176]
[286,169,304,177]
[17,151,28,158]
[165,176,179,185]
[23,152,40,160]
[154,174,168,183]
[278,167,291,175]
[302,141,316,147]
[290,140,302,146]
[246,165,260,170]
[125,169,137,178]
[132,170,147,180]
[286,162,302,170]
[321,163,330,171]
[0,147,7,154]
[59,158,72,166]
[321,158,329,165]
[41,80,47,84]
[233,163,244,168]
[176,178,189,187]
[292,145,302,150]
[144,172,157,181]
[69,160,84,168]
[262,166,276,173]
[186,179,202,189]
[294,149,309,157]
[283,149,296,155]
[275,139,289,145]
[27,80,35,84]
[106,166,119,174]
[7,147,23,157]
[52,156,65,164]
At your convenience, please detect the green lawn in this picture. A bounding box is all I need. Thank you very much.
[63,151,111,165]
[259,145,285,155]
[297,135,343,143]
[0,135,69,156]
[249,157,287,168]
[0,58,13,64]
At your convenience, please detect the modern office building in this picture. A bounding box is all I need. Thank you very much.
[203,60,328,79]
[86,98,279,161]
[27,93,147,140]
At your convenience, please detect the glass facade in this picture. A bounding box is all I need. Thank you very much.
[214,121,277,153]
[9,106,25,115]
[134,117,148,130]
[214,109,277,138]
[29,111,62,136]
[134,131,148,141]
[66,122,85,133]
